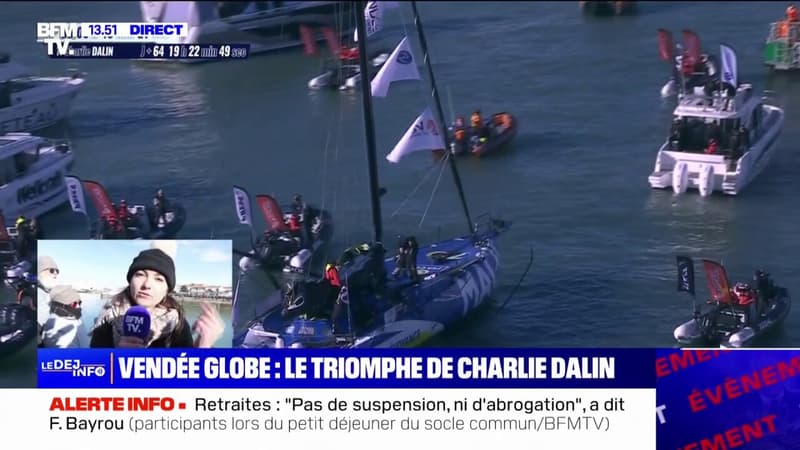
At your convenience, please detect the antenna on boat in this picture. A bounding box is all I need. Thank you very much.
[355,0,384,244]
[410,0,475,235]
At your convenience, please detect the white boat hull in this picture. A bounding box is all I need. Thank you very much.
[0,78,84,134]
[138,1,352,63]
[648,104,784,196]
[0,143,75,222]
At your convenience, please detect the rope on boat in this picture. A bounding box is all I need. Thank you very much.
[496,246,534,312]
[418,152,450,228]
[389,159,444,218]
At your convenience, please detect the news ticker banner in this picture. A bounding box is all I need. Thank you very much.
[36,22,250,60]
[0,388,655,450]
[30,348,800,449]
[32,348,655,449]
[37,348,654,389]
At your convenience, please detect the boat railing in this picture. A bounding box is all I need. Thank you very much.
[767,21,800,43]
[677,92,737,114]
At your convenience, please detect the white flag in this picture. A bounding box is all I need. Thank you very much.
[386,107,445,163]
[371,37,421,98]
[720,44,737,87]
[232,185,253,226]
[355,1,398,42]
[63,175,87,215]
[365,1,383,38]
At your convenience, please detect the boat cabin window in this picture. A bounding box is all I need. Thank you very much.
[6,79,37,95]
[669,116,745,156]
[0,82,10,108]
[749,107,762,138]
[0,156,18,186]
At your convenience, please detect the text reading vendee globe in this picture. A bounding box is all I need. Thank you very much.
[115,355,615,380]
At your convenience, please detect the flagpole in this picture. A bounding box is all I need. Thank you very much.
[410,0,474,234]
[356,0,384,245]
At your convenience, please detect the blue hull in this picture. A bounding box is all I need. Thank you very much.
[234,218,510,348]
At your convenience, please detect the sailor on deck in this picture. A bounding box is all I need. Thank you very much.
[470,110,488,145]
[778,5,799,38]
[153,189,169,227]
[733,282,758,327]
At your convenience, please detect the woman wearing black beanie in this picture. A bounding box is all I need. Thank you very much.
[90,248,224,348]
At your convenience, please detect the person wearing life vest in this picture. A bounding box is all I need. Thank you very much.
[287,214,301,234]
[153,189,169,227]
[324,262,341,288]
[470,110,483,132]
[450,116,467,154]
[705,138,718,155]
[777,5,799,38]
[454,117,466,140]
[788,4,798,21]
[470,110,489,148]
[733,282,758,326]
[339,47,359,61]
[117,200,133,227]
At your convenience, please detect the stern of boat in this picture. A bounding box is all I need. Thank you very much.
[649,148,732,197]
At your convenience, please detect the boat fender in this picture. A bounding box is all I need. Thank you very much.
[661,79,676,98]
[698,164,714,197]
[287,249,312,272]
[727,327,755,348]
[672,162,689,194]
[674,319,702,342]
[238,255,259,273]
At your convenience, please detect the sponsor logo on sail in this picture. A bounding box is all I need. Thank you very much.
[396,50,412,64]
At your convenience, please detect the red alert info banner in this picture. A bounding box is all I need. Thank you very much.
[0,348,657,449]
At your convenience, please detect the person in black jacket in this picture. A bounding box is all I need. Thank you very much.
[90,248,224,348]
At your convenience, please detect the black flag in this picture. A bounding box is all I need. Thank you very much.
[676,255,695,296]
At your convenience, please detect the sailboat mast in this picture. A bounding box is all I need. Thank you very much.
[355,0,384,244]
[410,0,474,234]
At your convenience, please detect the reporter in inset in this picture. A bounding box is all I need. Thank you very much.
[89,247,224,348]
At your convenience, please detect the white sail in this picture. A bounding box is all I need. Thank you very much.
[371,37,421,97]
[232,185,253,226]
[720,44,737,87]
[63,175,87,215]
[386,107,445,163]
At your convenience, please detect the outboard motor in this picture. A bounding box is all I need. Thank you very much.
[754,270,774,300]
[698,164,714,197]
[672,162,689,194]
[238,254,259,273]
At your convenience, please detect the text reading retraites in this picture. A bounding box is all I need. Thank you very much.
[117,355,615,380]
[47,395,627,434]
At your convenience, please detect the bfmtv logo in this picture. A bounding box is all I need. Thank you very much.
[40,359,107,377]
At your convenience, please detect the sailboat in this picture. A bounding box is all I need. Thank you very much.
[233,0,511,349]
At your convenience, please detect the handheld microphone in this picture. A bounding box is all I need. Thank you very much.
[122,306,151,340]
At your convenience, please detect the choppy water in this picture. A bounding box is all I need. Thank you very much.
[3,1,800,386]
